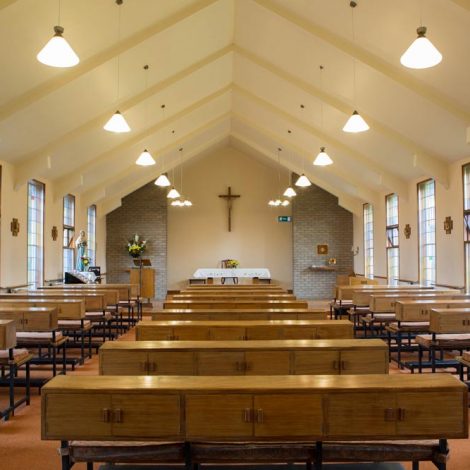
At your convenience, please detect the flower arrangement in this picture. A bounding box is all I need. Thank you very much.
[81,256,90,267]
[225,259,239,269]
[127,234,147,258]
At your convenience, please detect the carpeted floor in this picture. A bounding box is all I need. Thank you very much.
[1,309,469,470]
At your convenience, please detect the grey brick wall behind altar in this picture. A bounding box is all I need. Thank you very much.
[293,182,353,299]
[106,182,167,300]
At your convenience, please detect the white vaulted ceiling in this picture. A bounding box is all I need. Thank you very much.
[1,0,470,215]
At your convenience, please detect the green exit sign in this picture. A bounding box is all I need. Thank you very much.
[278,216,292,223]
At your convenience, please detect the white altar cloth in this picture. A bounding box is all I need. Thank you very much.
[192,268,271,279]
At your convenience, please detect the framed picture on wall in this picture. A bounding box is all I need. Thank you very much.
[317,244,328,255]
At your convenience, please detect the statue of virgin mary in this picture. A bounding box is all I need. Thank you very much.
[75,230,88,272]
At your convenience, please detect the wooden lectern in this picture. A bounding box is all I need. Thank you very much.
[130,259,155,299]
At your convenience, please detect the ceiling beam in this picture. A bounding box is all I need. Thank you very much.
[230,132,362,215]
[232,112,380,205]
[0,0,220,123]
[234,45,448,166]
[253,0,470,123]
[36,85,231,198]
[0,0,18,10]
[97,132,230,214]
[13,45,234,188]
[450,0,470,12]
[233,84,409,198]
[82,113,231,206]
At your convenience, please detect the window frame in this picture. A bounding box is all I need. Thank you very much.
[62,194,76,275]
[417,178,436,286]
[463,164,470,292]
[385,193,400,285]
[363,203,374,278]
[87,205,97,266]
[27,179,45,287]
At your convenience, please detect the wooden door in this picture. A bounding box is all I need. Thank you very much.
[44,393,112,439]
[253,394,322,437]
[185,394,253,438]
[326,392,396,438]
[174,326,210,340]
[210,327,246,340]
[245,326,281,340]
[294,351,339,375]
[340,350,388,375]
[245,351,290,375]
[148,351,195,375]
[396,392,465,437]
[111,394,180,438]
[197,351,245,375]
[100,351,148,375]
[282,326,317,340]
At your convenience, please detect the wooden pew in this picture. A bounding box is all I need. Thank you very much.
[352,288,449,308]
[99,339,388,376]
[0,306,58,331]
[163,300,309,310]
[0,319,32,421]
[395,299,470,322]
[169,294,296,301]
[186,284,282,289]
[181,288,286,294]
[415,308,470,373]
[152,308,328,321]
[335,284,434,302]
[136,320,353,341]
[42,374,467,470]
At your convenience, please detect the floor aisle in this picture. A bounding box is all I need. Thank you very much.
[0,322,469,470]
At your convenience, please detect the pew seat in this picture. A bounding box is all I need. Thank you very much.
[16,330,65,342]
[58,319,92,330]
[415,333,470,349]
[85,311,113,321]
[463,350,470,362]
[388,322,430,333]
[0,348,30,362]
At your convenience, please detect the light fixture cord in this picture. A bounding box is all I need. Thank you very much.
[58,0,61,26]
[419,0,423,27]
[144,65,149,124]
[351,2,357,107]
[319,66,324,130]
[116,2,122,101]
[277,148,282,199]
[180,148,184,194]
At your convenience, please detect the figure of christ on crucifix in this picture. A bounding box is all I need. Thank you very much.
[218,186,240,232]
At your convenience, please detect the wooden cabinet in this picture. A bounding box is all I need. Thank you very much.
[136,321,353,342]
[294,351,339,375]
[197,351,245,375]
[245,351,290,375]
[253,394,322,437]
[186,394,253,438]
[42,375,468,441]
[99,339,387,377]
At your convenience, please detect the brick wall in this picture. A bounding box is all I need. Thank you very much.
[293,182,353,299]
[106,182,167,299]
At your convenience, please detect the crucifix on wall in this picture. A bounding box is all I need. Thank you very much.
[218,186,240,232]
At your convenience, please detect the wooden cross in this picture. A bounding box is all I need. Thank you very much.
[218,186,240,232]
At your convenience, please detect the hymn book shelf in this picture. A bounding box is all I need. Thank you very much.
[99,339,388,376]
[164,300,309,309]
[170,294,296,301]
[41,374,467,442]
[0,299,85,319]
[336,285,434,302]
[351,288,445,307]
[136,320,353,341]
[0,307,58,331]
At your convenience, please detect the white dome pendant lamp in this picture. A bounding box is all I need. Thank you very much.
[343,1,369,134]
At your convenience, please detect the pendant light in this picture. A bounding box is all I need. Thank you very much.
[400,27,442,69]
[167,187,180,199]
[104,0,130,133]
[155,124,173,186]
[290,129,311,187]
[37,26,79,68]
[136,149,155,166]
[283,146,297,197]
[314,147,333,166]
[343,1,369,134]
[136,65,155,166]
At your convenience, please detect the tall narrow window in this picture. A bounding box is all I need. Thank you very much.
[87,205,97,265]
[418,179,436,286]
[363,203,374,278]
[63,194,75,274]
[463,164,470,291]
[27,180,45,287]
[386,193,400,285]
